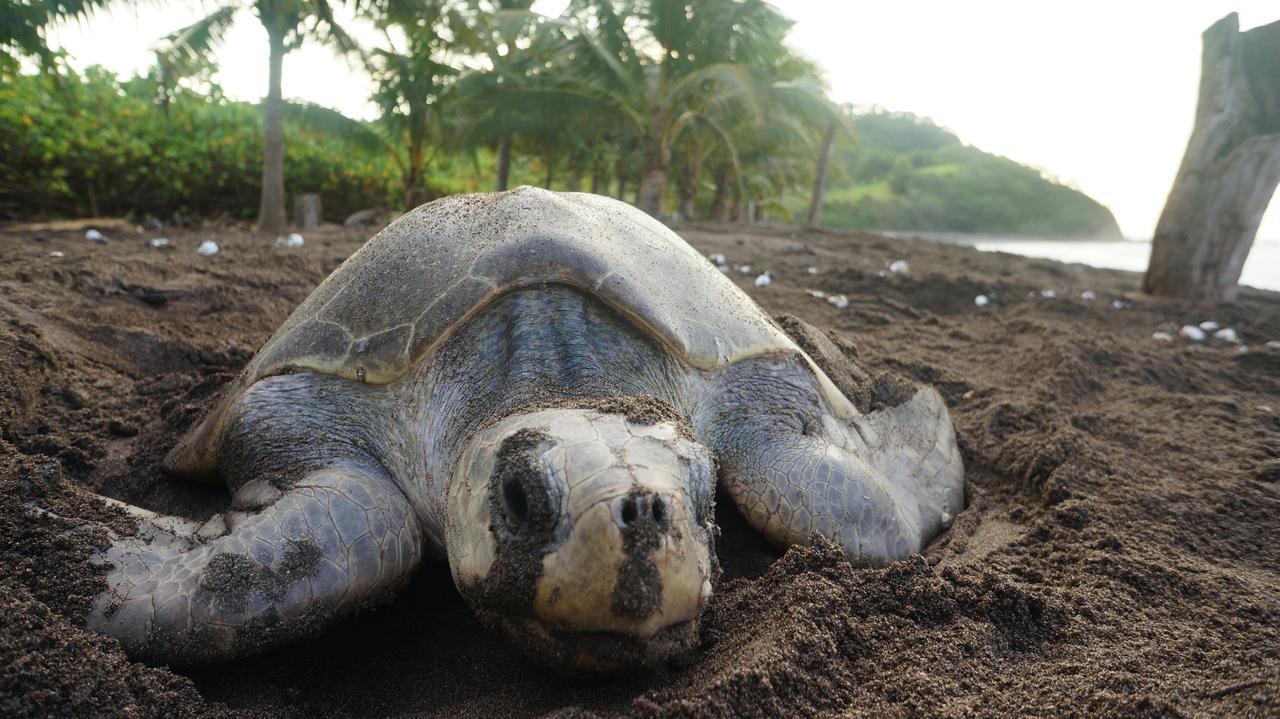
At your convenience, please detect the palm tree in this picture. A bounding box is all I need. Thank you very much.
[154,1,359,234]
[364,0,473,207]
[548,0,795,217]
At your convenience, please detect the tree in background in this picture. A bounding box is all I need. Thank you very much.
[452,0,540,191]
[1144,13,1280,303]
[365,0,469,207]
[155,0,360,234]
[549,0,795,217]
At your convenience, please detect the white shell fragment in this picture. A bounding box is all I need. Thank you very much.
[806,289,827,299]
[806,266,818,274]
[1179,325,1206,342]
[974,294,990,307]
[737,265,752,274]
[718,264,730,273]
[148,238,171,248]
[85,229,106,243]
[1080,290,1096,301]
[827,294,849,309]
[1198,321,1220,332]
[1152,331,1174,342]
[754,272,772,287]
[888,259,909,274]
[940,511,953,529]
[1266,340,1280,349]
[1112,299,1131,310]
[708,253,726,265]
[49,251,65,258]
[286,233,304,248]
[1040,289,1057,298]
[1214,328,1240,343]
[196,240,219,257]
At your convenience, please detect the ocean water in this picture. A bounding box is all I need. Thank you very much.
[891,232,1280,292]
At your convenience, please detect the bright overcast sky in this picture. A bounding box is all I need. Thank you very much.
[48,0,1280,240]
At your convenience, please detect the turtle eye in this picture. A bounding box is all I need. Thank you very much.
[489,445,561,539]
[501,471,530,531]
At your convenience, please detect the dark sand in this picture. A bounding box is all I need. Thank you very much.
[1,220,1277,717]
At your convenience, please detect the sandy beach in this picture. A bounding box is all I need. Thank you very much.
[1,220,1277,717]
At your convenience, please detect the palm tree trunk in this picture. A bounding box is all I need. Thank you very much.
[675,157,697,221]
[806,121,837,228]
[709,161,730,222]
[495,132,512,191]
[637,167,667,217]
[257,27,288,235]
[637,124,669,217]
[404,138,425,208]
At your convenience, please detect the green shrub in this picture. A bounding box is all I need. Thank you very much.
[0,67,400,221]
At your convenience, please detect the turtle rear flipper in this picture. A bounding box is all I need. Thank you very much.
[86,463,424,664]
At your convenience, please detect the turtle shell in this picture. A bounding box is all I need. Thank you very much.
[168,187,854,476]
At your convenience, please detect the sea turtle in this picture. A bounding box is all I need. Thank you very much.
[80,187,964,672]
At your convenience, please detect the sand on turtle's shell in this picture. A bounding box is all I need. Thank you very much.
[0,221,1277,717]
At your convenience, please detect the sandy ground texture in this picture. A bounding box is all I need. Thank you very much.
[0,219,1277,718]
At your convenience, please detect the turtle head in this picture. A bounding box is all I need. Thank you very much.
[445,406,718,674]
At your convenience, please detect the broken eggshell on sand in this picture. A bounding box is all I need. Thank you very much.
[827,294,849,309]
[276,233,305,248]
[754,272,773,287]
[1179,325,1207,342]
[148,238,172,249]
[974,294,991,307]
[85,229,106,243]
[196,240,219,257]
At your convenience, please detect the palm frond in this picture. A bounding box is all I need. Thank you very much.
[152,5,238,83]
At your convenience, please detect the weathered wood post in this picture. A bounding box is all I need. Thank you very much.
[294,193,322,230]
[1143,14,1280,302]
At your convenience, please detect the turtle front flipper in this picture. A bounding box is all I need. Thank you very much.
[697,356,963,565]
[86,463,424,664]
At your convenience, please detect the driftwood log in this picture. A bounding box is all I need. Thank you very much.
[1144,13,1280,302]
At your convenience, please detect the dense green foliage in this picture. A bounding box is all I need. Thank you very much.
[788,111,1123,238]
[0,68,398,220]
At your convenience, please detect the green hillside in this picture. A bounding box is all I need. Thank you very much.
[797,111,1124,238]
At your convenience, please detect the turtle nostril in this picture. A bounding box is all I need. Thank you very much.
[616,493,671,530]
[502,474,530,530]
[652,496,668,526]
[620,495,639,526]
